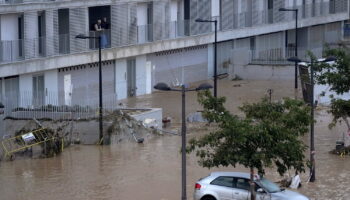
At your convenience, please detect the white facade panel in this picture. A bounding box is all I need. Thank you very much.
[19,73,32,107]
[148,45,208,88]
[24,11,38,59]
[44,69,58,105]
[0,14,19,41]
[136,55,147,96]
[116,59,127,100]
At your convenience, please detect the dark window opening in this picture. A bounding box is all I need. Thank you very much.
[210,176,234,188]
[235,178,250,191]
[38,11,46,56]
[58,9,70,54]
[18,14,24,57]
[88,6,111,49]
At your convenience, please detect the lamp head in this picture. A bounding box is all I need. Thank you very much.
[75,34,88,39]
[154,82,171,91]
[323,56,336,63]
[287,57,302,63]
[279,8,288,11]
[195,18,204,22]
[196,83,213,91]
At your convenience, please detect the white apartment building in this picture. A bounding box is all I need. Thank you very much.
[0,0,348,111]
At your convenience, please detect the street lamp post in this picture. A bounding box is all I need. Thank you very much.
[154,82,213,200]
[76,34,103,144]
[279,7,298,99]
[195,18,218,98]
[287,56,336,182]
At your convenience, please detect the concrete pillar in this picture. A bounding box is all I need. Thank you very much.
[137,3,148,43]
[69,7,88,53]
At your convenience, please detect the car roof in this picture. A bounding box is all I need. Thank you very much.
[210,172,251,179]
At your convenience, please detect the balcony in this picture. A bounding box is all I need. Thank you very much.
[0,0,61,5]
[0,0,347,65]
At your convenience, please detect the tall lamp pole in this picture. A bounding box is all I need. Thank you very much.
[287,56,336,182]
[279,8,298,99]
[154,82,213,200]
[76,34,103,144]
[195,18,218,98]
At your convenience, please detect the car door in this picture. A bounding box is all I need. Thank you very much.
[209,176,235,200]
[232,178,250,200]
[255,184,271,200]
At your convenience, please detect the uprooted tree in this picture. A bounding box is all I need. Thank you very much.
[313,46,350,147]
[187,91,311,200]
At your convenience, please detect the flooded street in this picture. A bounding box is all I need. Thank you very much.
[1,80,349,200]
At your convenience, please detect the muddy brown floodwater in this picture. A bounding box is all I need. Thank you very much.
[1,80,350,200]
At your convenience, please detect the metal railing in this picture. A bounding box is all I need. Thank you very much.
[249,47,324,65]
[2,88,119,120]
[0,0,59,4]
[0,1,347,65]
[89,29,111,49]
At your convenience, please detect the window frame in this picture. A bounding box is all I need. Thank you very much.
[210,176,235,188]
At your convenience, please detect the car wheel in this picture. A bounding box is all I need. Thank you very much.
[201,195,216,200]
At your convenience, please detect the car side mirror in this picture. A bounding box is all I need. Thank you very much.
[257,188,265,193]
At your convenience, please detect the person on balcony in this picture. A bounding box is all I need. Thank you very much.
[101,17,110,47]
[94,19,107,48]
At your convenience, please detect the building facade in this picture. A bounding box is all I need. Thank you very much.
[0,0,348,111]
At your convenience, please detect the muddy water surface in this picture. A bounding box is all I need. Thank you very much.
[1,80,349,200]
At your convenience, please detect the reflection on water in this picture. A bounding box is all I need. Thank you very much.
[1,80,350,200]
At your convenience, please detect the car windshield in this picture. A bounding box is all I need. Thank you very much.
[257,178,282,193]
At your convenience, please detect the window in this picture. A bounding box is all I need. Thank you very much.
[211,176,234,188]
[235,178,250,190]
[256,178,281,193]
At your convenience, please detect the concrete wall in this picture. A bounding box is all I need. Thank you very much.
[0,14,19,41]
[57,61,116,106]
[137,2,147,43]
[45,69,58,104]
[234,64,295,80]
[19,73,32,107]
[17,69,58,107]
[130,108,162,128]
[147,45,208,88]
[135,55,148,96]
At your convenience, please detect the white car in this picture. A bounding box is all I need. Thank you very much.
[194,172,309,200]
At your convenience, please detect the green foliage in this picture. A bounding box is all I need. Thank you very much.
[188,91,311,176]
[314,47,350,95]
[328,99,350,129]
[312,47,350,129]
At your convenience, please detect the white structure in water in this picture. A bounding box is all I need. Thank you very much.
[0,0,348,110]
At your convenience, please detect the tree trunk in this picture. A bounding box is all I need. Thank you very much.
[250,168,256,200]
[342,117,350,147]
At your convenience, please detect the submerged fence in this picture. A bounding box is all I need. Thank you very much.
[2,90,119,121]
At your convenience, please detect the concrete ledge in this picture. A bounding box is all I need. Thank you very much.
[235,64,295,81]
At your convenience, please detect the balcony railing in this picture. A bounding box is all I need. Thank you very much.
[249,47,324,65]
[0,1,347,64]
[0,0,59,4]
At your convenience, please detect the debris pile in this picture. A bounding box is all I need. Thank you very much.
[105,110,160,144]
